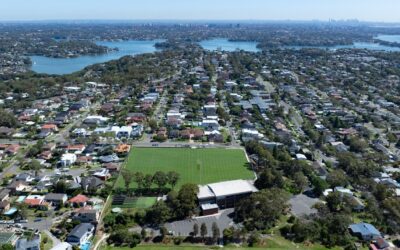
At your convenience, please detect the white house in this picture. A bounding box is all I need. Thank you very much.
[60,153,77,167]
[201,119,220,131]
[241,129,264,142]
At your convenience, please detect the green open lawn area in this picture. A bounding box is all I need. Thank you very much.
[101,238,343,250]
[112,197,157,209]
[116,147,254,189]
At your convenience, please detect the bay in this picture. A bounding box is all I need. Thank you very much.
[30,40,164,75]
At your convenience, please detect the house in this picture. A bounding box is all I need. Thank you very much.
[0,127,15,138]
[5,144,20,155]
[115,144,131,155]
[126,113,146,123]
[241,129,264,142]
[103,163,120,173]
[66,223,95,246]
[72,208,100,224]
[7,181,30,194]
[116,126,133,139]
[44,193,67,206]
[41,124,58,132]
[15,173,35,183]
[39,151,53,160]
[99,154,119,163]
[24,195,45,208]
[201,119,220,131]
[81,176,104,191]
[330,141,349,152]
[16,236,40,250]
[370,237,390,250]
[60,153,77,167]
[0,200,10,213]
[92,168,110,181]
[71,128,87,137]
[0,189,10,202]
[50,242,72,250]
[43,143,56,151]
[349,222,381,241]
[0,232,18,246]
[131,124,144,137]
[76,156,93,165]
[83,115,109,125]
[157,127,167,138]
[68,194,89,207]
[66,144,86,154]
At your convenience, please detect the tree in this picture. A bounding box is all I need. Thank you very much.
[17,203,29,219]
[0,244,14,250]
[167,171,180,188]
[115,213,129,225]
[146,201,171,225]
[121,169,134,192]
[134,172,144,190]
[255,168,284,190]
[247,231,260,247]
[310,175,328,196]
[126,233,141,248]
[29,159,41,177]
[200,223,208,240]
[290,220,320,242]
[293,171,308,193]
[160,226,168,238]
[326,169,348,188]
[0,109,19,128]
[141,228,147,239]
[326,191,343,212]
[153,171,168,189]
[223,227,236,245]
[235,188,289,230]
[212,222,220,243]
[374,183,393,201]
[177,183,199,218]
[143,174,153,190]
[348,137,368,153]
[193,223,199,237]
[54,180,68,193]
[148,119,158,132]
[107,229,130,246]
[387,132,398,146]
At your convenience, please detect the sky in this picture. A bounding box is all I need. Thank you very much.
[0,0,399,22]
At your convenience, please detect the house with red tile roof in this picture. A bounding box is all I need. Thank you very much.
[41,124,58,132]
[68,194,89,207]
[24,195,45,207]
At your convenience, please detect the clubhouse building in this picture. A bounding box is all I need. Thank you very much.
[197,179,258,215]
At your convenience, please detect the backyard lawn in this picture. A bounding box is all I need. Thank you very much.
[115,147,254,189]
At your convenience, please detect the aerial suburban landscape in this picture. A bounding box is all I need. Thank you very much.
[1,1,400,250]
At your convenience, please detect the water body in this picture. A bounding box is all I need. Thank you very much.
[284,42,400,52]
[199,38,260,52]
[375,34,400,43]
[200,38,400,52]
[30,40,164,75]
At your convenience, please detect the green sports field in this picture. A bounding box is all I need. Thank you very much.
[116,147,254,189]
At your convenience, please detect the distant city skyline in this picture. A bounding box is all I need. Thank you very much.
[1,0,400,23]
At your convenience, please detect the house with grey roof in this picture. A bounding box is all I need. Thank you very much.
[44,193,67,206]
[66,223,95,246]
[16,236,40,250]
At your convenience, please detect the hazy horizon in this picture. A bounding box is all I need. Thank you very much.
[1,0,400,23]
